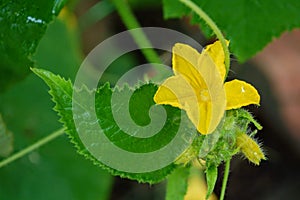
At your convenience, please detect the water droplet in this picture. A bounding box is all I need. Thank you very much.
[26,16,45,24]
[241,86,245,93]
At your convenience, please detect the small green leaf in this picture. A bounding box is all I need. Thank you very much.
[0,0,66,91]
[163,0,300,61]
[166,166,190,200]
[205,164,218,200]
[0,114,13,157]
[32,68,196,183]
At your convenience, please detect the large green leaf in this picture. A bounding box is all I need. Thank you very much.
[32,67,198,183]
[163,0,300,61]
[0,0,66,91]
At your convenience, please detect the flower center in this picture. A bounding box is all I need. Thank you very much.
[200,89,210,102]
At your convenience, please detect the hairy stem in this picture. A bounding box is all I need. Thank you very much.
[0,128,65,168]
[179,0,230,79]
[220,159,231,200]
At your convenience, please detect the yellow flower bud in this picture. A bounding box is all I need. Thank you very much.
[236,133,266,165]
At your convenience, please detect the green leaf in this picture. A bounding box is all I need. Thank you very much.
[163,0,300,61]
[0,114,13,157]
[205,164,218,200]
[32,68,196,183]
[165,166,190,200]
[0,0,66,91]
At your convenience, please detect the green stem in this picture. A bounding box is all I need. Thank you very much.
[79,0,115,31]
[111,0,161,64]
[220,159,231,200]
[179,0,230,79]
[111,0,170,81]
[0,128,65,168]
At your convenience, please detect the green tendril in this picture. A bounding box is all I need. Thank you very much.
[0,128,65,168]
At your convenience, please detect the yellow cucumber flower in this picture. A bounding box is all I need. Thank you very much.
[154,41,260,134]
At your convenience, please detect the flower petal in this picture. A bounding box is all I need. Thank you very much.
[153,73,224,135]
[204,40,229,80]
[172,43,204,89]
[155,42,227,135]
[195,52,226,134]
[225,79,260,110]
[185,101,212,134]
[153,75,198,110]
